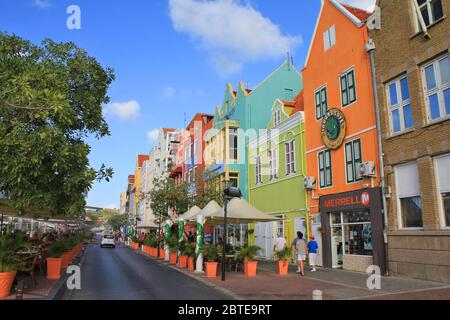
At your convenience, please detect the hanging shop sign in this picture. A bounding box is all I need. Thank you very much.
[321,108,346,150]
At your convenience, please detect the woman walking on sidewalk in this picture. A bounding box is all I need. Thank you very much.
[295,232,307,276]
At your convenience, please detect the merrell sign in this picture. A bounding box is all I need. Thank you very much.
[320,188,380,212]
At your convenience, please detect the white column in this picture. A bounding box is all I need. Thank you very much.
[195,214,205,273]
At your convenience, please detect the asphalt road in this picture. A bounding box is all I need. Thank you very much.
[66,243,232,300]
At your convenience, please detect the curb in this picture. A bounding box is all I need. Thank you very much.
[133,248,243,300]
[46,244,89,300]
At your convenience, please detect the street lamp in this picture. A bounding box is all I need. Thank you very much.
[221,180,242,282]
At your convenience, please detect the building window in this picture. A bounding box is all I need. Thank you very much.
[414,0,444,28]
[340,68,357,107]
[434,154,450,227]
[268,149,278,180]
[229,172,239,188]
[323,25,336,51]
[395,162,423,228]
[285,140,296,175]
[442,192,450,227]
[255,156,262,184]
[273,109,281,126]
[318,149,332,188]
[315,86,328,120]
[422,54,450,121]
[276,215,285,237]
[387,76,413,133]
[345,139,363,183]
[229,128,238,160]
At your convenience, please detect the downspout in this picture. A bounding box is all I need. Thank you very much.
[365,38,389,276]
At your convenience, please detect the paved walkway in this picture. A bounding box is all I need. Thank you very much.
[138,250,450,300]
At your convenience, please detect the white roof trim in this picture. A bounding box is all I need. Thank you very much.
[330,0,364,27]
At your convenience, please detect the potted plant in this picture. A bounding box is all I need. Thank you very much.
[60,237,75,269]
[237,246,261,277]
[168,235,178,265]
[203,245,219,278]
[47,240,66,280]
[150,235,158,257]
[0,232,31,298]
[274,246,293,276]
[143,237,152,256]
[185,242,196,271]
[158,237,165,259]
[178,240,188,269]
[131,236,140,250]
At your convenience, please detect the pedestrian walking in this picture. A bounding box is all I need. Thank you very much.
[295,231,307,276]
[307,235,319,272]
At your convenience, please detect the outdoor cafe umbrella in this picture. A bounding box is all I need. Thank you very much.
[186,200,221,223]
[177,206,202,222]
[204,197,280,225]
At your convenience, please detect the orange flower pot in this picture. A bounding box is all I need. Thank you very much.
[61,252,71,269]
[178,256,188,269]
[188,257,195,271]
[169,253,178,265]
[0,271,17,299]
[276,260,289,276]
[205,262,218,278]
[244,261,258,277]
[159,249,165,259]
[46,258,63,280]
[143,245,150,255]
[152,248,158,257]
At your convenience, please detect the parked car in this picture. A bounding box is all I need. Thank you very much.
[100,234,116,248]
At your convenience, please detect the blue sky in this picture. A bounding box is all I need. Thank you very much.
[0,0,374,209]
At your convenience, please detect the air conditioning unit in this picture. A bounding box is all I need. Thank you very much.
[358,161,376,177]
[304,177,316,190]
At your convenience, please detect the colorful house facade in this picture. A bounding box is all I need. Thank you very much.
[134,154,149,231]
[248,92,311,260]
[302,0,385,273]
[204,60,302,201]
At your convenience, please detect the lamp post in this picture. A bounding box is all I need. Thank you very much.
[221,180,242,281]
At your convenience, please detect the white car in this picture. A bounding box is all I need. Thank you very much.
[100,234,116,248]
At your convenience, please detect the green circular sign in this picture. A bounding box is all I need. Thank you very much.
[321,108,346,150]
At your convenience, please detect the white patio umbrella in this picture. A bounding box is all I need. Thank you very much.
[178,206,202,222]
[205,197,280,225]
[187,200,221,222]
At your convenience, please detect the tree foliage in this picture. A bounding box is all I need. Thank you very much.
[107,213,129,231]
[146,177,192,217]
[0,33,115,216]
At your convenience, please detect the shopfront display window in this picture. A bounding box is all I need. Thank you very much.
[330,211,372,268]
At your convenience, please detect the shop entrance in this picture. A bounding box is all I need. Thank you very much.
[330,211,373,269]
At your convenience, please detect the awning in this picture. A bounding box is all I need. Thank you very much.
[205,198,280,225]
[179,206,202,221]
[187,200,221,222]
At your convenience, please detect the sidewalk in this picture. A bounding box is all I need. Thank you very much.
[136,249,450,300]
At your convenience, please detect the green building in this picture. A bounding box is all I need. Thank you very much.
[248,95,309,259]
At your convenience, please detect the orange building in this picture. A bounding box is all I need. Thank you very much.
[302,0,385,273]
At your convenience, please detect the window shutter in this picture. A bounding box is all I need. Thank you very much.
[330,25,336,47]
[395,162,421,197]
[323,30,330,51]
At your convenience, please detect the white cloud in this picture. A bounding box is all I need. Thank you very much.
[169,0,302,76]
[33,0,51,9]
[162,86,176,99]
[104,100,140,121]
[340,0,376,12]
[146,129,160,143]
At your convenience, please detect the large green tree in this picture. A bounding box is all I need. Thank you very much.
[0,33,114,216]
[146,177,192,218]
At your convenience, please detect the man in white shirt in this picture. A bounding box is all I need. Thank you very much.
[273,233,286,252]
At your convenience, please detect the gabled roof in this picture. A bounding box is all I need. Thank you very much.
[137,154,149,168]
[303,0,374,69]
[282,91,304,114]
[341,3,371,21]
[162,128,176,135]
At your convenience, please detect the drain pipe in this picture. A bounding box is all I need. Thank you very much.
[365,38,389,276]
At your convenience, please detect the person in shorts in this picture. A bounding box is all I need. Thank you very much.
[295,231,307,276]
[307,235,319,272]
